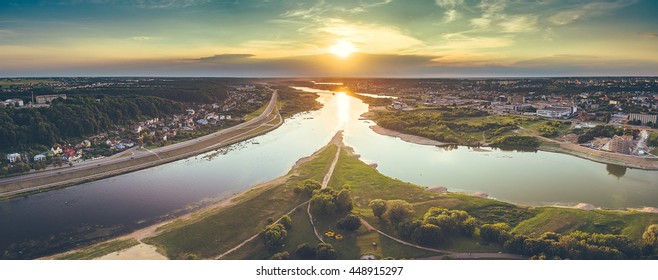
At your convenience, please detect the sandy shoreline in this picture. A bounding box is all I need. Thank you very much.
[369,125,451,146]
[45,131,345,260]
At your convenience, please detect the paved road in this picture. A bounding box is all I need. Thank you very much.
[0,88,280,197]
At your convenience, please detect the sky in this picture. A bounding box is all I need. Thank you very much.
[1,0,657,77]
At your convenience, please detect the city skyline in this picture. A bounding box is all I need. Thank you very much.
[1,0,658,77]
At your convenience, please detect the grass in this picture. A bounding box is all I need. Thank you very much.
[512,207,658,242]
[243,102,269,121]
[151,141,658,259]
[55,239,139,260]
[143,145,337,259]
[651,147,658,156]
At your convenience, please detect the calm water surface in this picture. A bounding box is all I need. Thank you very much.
[1,87,657,259]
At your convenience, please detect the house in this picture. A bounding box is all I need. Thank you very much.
[51,146,63,155]
[34,154,46,161]
[6,153,21,163]
[35,94,67,104]
[5,98,24,107]
[197,119,208,125]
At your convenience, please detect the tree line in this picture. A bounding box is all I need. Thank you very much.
[369,199,658,260]
[0,95,184,153]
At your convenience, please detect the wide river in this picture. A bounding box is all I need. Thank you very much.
[1,87,657,259]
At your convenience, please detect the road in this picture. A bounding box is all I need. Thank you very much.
[0,88,281,198]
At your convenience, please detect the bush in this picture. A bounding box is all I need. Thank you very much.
[260,223,287,253]
[369,199,387,218]
[316,243,338,260]
[279,215,292,230]
[270,251,289,260]
[295,243,316,260]
[336,214,361,231]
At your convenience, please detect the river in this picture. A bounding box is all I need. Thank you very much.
[1,87,657,259]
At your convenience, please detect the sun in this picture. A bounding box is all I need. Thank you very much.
[329,40,356,58]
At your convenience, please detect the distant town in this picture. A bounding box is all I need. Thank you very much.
[1,78,269,175]
[2,77,658,176]
[336,77,658,157]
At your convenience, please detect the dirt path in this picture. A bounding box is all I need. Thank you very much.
[216,201,310,259]
[308,131,344,243]
[359,218,525,260]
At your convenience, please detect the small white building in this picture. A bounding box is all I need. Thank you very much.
[196,119,208,125]
[5,98,24,107]
[6,153,21,163]
[34,154,46,161]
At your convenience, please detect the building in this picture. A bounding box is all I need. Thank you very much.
[508,95,525,104]
[608,135,633,155]
[5,98,24,107]
[35,94,67,104]
[536,106,574,118]
[34,154,46,161]
[6,153,21,163]
[628,113,657,125]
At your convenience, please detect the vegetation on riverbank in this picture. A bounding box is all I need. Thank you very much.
[143,145,338,259]
[276,86,323,118]
[55,239,139,260]
[145,140,658,260]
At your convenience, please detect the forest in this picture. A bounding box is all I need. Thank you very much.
[0,95,184,152]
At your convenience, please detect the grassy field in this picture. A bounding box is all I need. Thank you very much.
[55,239,139,260]
[150,141,657,259]
[512,207,658,242]
[144,145,337,259]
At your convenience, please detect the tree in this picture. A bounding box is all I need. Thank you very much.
[310,189,337,216]
[413,224,446,246]
[479,223,511,244]
[261,223,287,253]
[335,187,353,213]
[293,179,321,196]
[383,200,414,226]
[295,243,316,260]
[316,243,338,260]
[369,199,387,218]
[279,214,292,230]
[270,251,289,260]
[643,224,658,246]
[337,214,361,231]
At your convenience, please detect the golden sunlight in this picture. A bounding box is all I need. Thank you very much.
[329,40,356,58]
[336,91,350,128]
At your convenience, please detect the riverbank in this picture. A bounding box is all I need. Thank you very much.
[538,136,658,170]
[366,117,658,171]
[45,130,658,260]
[369,125,452,146]
[46,132,345,260]
[0,91,283,199]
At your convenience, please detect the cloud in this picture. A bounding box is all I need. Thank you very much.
[470,0,507,29]
[56,0,210,8]
[319,19,423,53]
[548,0,637,25]
[131,36,151,41]
[444,9,461,22]
[435,0,463,8]
[499,15,538,33]
[439,33,513,49]
[194,54,255,63]
[637,32,658,39]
